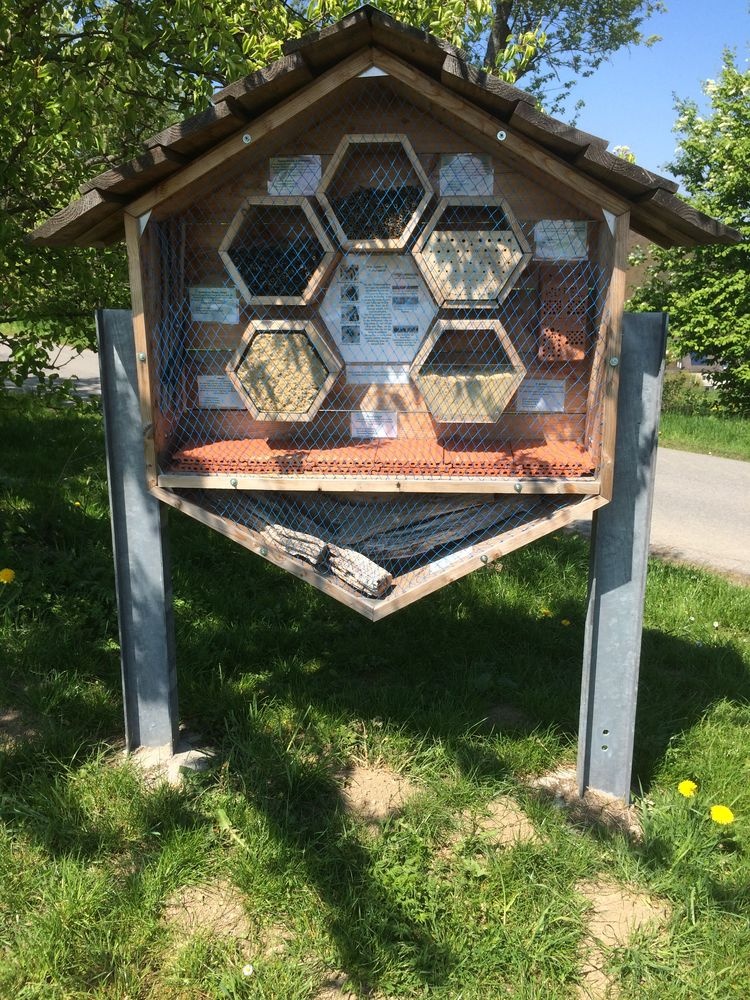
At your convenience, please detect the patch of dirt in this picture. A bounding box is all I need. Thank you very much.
[164,879,252,941]
[444,795,539,854]
[164,878,293,957]
[483,702,532,732]
[314,972,358,999]
[472,796,539,846]
[129,734,216,788]
[576,878,670,999]
[336,764,417,827]
[0,708,37,747]
[528,768,643,840]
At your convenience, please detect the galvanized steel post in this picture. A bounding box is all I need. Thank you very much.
[97,309,179,752]
[577,312,669,801]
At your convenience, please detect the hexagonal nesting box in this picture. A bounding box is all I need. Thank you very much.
[226,319,342,422]
[411,318,526,423]
[219,196,335,306]
[317,134,433,250]
[413,197,531,307]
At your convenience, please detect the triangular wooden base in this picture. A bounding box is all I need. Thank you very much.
[151,485,606,621]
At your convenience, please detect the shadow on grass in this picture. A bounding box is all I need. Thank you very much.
[2,395,749,992]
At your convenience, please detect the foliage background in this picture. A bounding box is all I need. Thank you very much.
[1,0,665,392]
[628,55,750,415]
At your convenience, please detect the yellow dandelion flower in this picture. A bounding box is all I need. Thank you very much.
[561,619,571,626]
[710,805,735,825]
[678,780,698,798]
[540,608,553,617]
[0,568,16,585]
[74,501,81,507]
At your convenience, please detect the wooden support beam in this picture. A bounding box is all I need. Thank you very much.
[370,49,631,218]
[156,472,602,496]
[123,212,159,489]
[597,211,630,501]
[125,47,376,219]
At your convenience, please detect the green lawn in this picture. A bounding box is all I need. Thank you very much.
[659,410,750,462]
[1,394,749,999]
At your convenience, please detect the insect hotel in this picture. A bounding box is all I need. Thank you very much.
[32,6,737,620]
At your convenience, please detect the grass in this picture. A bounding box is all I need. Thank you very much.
[659,410,750,462]
[2,393,750,999]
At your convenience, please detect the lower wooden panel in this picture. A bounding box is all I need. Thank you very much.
[152,485,607,621]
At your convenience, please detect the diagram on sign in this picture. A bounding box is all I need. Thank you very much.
[320,254,437,371]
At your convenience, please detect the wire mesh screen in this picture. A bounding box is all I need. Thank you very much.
[139,76,615,607]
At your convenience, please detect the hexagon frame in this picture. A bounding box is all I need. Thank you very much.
[219,195,336,306]
[413,196,532,307]
[410,317,527,423]
[226,318,343,422]
[317,133,434,251]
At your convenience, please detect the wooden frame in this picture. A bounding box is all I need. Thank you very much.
[152,483,606,620]
[218,195,336,306]
[226,317,343,422]
[123,211,159,489]
[156,472,602,495]
[316,132,433,250]
[410,317,526,423]
[412,196,532,307]
[372,49,630,222]
[595,211,630,499]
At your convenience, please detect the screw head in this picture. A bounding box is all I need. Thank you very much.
[514,482,523,493]
[260,545,268,557]
[496,129,507,141]
[229,477,238,487]
[609,356,620,367]
[242,133,252,144]
[137,352,146,362]
[480,554,489,564]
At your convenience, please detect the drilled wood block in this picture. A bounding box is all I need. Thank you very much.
[413,196,532,305]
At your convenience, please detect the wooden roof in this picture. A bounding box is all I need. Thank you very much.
[31,4,740,249]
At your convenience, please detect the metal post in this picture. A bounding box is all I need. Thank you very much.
[577,312,669,801]
[96,309,179,752]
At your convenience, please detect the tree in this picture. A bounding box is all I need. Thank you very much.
[1,0,664,396]
[1,0,309,395]
[629,54,750,415]
[308,0,664,114]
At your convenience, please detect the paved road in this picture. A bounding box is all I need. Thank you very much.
[648,448,749,580]
[1,343,102,397]
[4,347,749,581]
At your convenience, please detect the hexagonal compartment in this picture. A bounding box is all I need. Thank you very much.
[219,196,335,306]
[410,318,526,423]
[317,134,433,250]
[226,318,342,422]
[413,196,531,306]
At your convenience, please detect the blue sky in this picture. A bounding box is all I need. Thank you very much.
[566,0,749,183]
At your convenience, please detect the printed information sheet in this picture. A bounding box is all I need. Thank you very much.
[439,153,493,196]
[197,375,245,409]
[516,379,566,413]
[350,411,399,439]
[321,254,436,365]
[533,220,588,260]
[268,155,321,195]
[189,286,240,325]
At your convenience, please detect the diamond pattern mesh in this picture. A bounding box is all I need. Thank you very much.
[139,77,615,608]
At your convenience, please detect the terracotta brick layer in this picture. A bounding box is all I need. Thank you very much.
[169,438,595,478]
